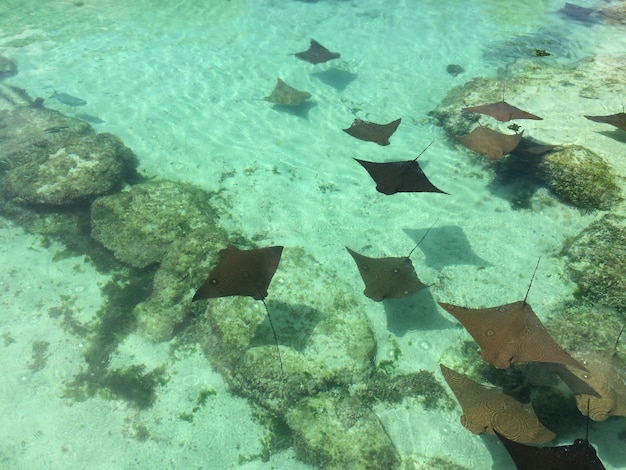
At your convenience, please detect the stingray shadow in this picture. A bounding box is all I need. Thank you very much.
[596,129,626,144]
[311,67,357,92]
[404,225,492,270]
[383,289,455,336]
[270,101,317,119]
[480,434,526,470]
[250,300,325,352]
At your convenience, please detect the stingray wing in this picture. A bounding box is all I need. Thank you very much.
[584,113,626,132]
[463,101,542,122]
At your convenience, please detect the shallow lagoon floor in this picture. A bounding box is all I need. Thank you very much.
[1,0,626,468]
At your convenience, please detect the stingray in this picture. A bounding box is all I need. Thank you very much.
[438,260,586,371]
[562,328,626,421]
[559,2,597,24]
[455,125,523,160]
[565,351,626,421]
[440,364,555,444]
[494,407,606,470]
[462,101,543,122]
[294,39,340,64]
[343,117,402,146]
[510,137,557,161]
[264,78,311,106]
[584,112,626,132]
[346,242,429,302]
[353,141,448,195]
[192,246,285,379]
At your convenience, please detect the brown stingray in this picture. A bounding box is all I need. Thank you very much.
[440,364,555,444]
[584,112,626,132]
[343,117,402,146]
[353,141,448,195]
[346,246,428,301]
[294,39,340,64]
[439,299,585,370]
[193,245,283,301]
[455,125,523,160]
[264,78,311,106]
[564,350,626,421]
[462,101,543,122]
[495,428,605,469]
[510,137,557,160]
[193,245,285,382]
[438,261,586,370]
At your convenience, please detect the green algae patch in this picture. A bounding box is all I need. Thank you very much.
[356,370,455,411]
[134,225,227,342]
[91,180,221,269]
[562,214,626,311]
[536,145,621,210]
[544,301,624,354]
[286,393,399,469]
[100,364,168,409]
[28,340,50,372]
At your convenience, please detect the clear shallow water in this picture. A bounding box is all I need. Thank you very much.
[0,1,624,469]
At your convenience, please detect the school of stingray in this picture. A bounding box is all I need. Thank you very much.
[194,37,625,469]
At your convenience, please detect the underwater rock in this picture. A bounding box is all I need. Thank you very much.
[197,247,377,404]
[91,180,219,269]
[562,214,626,310]
[133,225,228,341]
[569,350,626,421]
[0,56,17,79]
[429,77,512,136]
[0,89,92,168]
[535,145,620,210]
[285,392,399,469]
[546,302,623,355]
[1,132,136,206]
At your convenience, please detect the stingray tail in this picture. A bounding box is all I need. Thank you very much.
[262,300,285,394]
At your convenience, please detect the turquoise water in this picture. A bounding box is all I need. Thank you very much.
[1,0,625,468]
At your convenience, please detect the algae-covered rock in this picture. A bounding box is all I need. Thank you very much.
[1,133,135,205]
[535,145,621,210]
[562,214,626,310]
[0,99,92,177]
[197,247,376,407]
[134,225,228,341]
[285,393,399,469]
[200,296,376,410]
[91,180,219,268]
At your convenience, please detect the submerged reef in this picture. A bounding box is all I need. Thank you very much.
[0,83,138,233]
[91,180,229,340]
[285,392,399,469]
[562,214,626,312]
[535,145,621,210]
[2,132,135,205]
[429,74,622,211]
[133,224,229,341]
[91,180,221,269]
[196,247,453,468]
